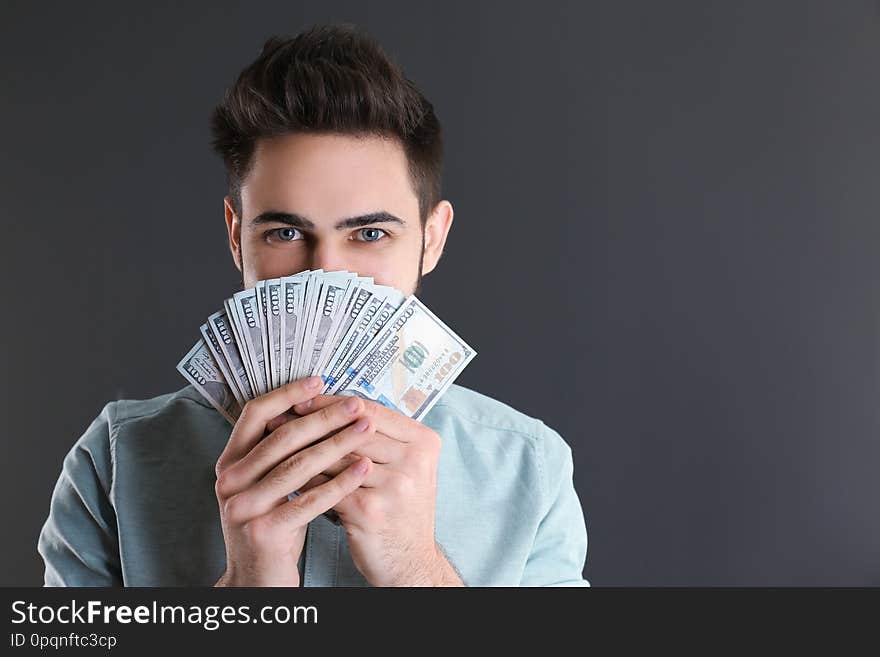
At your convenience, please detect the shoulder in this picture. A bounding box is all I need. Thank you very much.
[426,384,561,437]
[71,385,225,461]
[424,383,573,473]
[110,385,216,427]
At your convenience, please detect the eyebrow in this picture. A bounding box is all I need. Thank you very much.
[249,210,407,231]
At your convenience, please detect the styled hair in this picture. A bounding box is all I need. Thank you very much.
[210,24,443,223]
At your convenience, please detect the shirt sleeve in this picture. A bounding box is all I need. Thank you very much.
[520,421,590,587]
[37,402,124,586]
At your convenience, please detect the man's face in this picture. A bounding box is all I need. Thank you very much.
[224,133,453,296]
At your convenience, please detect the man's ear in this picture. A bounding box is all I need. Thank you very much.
[224,196,243,273]
[421,200,454,276]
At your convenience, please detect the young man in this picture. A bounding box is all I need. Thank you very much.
[38,24,589,587]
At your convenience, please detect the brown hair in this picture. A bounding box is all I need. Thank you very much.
[210,24,443,223]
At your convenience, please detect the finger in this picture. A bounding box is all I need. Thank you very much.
[295,395,415,443]
[290,394,337,415]
[216,375,323,472]
[294,471,361,519]
[242,415,375,517]
[297,472,331,493]
[266,410,300,433]
[225,396,370,493]
[315,454,390,488]
[262,457,371,537]
[323,431,402,465]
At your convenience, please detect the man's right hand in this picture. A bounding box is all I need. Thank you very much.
[212,375,374,586]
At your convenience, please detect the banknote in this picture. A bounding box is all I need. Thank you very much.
[280,273,308,387]
[224,298,258,397]
[265,279,283,390]
[208,310,254,401]
[314,283,374,375]
[255,281,271,390]
[232,289,269,396]
[291,269,324,381]
[199,322,245,406]
[324,289,406,393]
[178,270,475,428]
[302,272,358,377]
[176,337,241,424]
[338,296,477,420]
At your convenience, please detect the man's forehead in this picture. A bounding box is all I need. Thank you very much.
[251,132,407,170]
[242,133,419,222]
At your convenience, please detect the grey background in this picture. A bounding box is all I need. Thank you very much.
[2,1,878,585]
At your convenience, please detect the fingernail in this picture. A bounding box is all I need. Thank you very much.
[344,397,360,414]
[305,376,322,389]
[353,418,370,432]
[355,459,369,474]
[299,398,313,411]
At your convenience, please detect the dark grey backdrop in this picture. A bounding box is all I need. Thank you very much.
[2,1,878,586]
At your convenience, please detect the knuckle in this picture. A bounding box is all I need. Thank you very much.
[239,400,257,422]
[242,517,271,546]
[339,460,363,483]
[214,475,227,500]
[214,470,236,500]
[355,491,382,520]
[288,450,307,472]
[319,403,337,424]
[423,428,442,451]
[408,445,438,472]
[284,484,332,526]
[331,425,358,448]
[273,419,298,449]
[290,487,318,510]
[325,431,345,452]
[275,451,305,481]
[387,473,413,497]
[223,493,249,524]
[282,497,309,525]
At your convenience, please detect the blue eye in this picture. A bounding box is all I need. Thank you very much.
[358,227,387,242]
[267,227,302,242]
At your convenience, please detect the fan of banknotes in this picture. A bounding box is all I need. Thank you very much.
[176,269,477,426]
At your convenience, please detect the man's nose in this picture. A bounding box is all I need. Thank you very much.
[309,242,348,272]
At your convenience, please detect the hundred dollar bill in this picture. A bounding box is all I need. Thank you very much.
[338,296,476,420]
[199,322,245,406]
[208,309,254,401]
[254,281,271,390]
[176,338,241,425]
[180,270,477,432]
[322,284,399,371]
[314,277,387,375]
[292,270,325,380]
[314,280,375,375]
[265,279,283,390]
[254,280,278,391]
[324,289,405,393]
[224,298,258,397]
[232,289,269,396]
[280,273,308,387]
[302,272,357,377]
